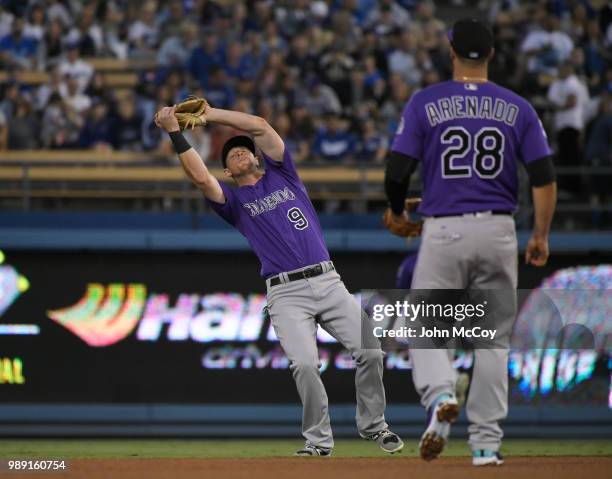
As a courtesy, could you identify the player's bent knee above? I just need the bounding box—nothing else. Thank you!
[352,348,384,365]
[289,359,321,375]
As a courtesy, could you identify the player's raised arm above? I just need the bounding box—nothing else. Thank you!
[203,107,285,162]
[155,106,225,204]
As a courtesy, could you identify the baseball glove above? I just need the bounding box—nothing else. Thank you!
[383,198,423,237]
[174,96,208,130]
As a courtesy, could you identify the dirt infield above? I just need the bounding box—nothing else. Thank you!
[7,456,611,479]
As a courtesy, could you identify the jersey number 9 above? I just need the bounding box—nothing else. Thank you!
[441,126,505,179]
[287,207,309,230]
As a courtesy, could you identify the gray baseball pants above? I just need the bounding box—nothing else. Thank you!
[266,261,388,449]
[410,212,518,452]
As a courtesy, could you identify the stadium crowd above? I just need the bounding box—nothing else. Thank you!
[0,0,610,187]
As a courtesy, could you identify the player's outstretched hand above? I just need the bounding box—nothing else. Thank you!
[525,235,549,266]
[155,106,180,133]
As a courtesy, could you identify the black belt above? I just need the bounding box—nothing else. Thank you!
[432,210,512,219]
[269,263,334,286]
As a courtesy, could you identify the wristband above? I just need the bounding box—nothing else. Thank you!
[168,130,191,155]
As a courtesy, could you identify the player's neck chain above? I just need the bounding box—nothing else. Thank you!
[459,76,488,83]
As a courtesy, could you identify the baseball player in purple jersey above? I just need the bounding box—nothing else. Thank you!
[384,18,557,466]
[155,104,403,456]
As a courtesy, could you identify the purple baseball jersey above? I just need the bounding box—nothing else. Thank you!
[396,252,418,289]
[207,148,330,278]
[392,80,552,216]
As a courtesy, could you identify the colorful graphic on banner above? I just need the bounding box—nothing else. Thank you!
[0,250,37,337]
[48,284,147,347]
[0,357,25,384]
[0,250,29,318]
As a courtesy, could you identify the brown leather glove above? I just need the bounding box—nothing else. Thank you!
[171,96,209,130]
[382,198,423,237]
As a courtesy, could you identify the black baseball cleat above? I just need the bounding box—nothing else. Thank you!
[362,429,405,454]
[294,445,332,457]
[419,395,460,461]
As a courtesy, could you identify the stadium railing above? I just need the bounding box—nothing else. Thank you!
[1,152,611,231]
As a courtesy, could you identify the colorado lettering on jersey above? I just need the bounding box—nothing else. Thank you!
[424,96,519,128]
[243,187,296,217]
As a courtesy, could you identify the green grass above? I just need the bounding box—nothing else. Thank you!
[0,439,610,459]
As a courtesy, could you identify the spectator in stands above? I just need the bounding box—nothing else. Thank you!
[40,93,82,148]
[24,3,45,42]
[521,13,574,77]
[163,69,189,104]
[489,11,520,90]
[356,29,389,74]
[274,0,310,37]
[58,43,93,93]
[366,0,410,33]
[223,41,248,81]
[274,111,309,163]
[0,109,6,150]
[580,19,609,94]
[193,0,222,27]
[380,74,411,133]
[0,5,14,39]
[285,34,317,79]
[388,30,420,86]
[85,71,115,106]
[216,3,244,42]
[422,68,441,87]
[241,31,268,79]
[128,0,159,59]
[262,19,286,52]
[356,118,388,163]
[585,92,612,227]
[60,75,92,114]
[0,16,38,70]
[64,5,103,57]
[41,19,64,68]
[110,95,143,152]
[548,61,590,192]
[362,55,386,105]
[79,99,112,150]
[303,75,342,118]
[244,0,273,32]
[157,21,198,69]
[318,40,356,107]
[36,64,64,110]
[0,80,19,119]
[329,9,361,54]
[312,112,357,163]
[8,95,38,149]
[414,48,434,84]
[159,0,185,40]
[188,29,224,88]
[566,2,589,41]
[412,1,445,38]
[101,1,128,59]
[205,67,235,109]
[46,0,72,29]
[258,49,287,98]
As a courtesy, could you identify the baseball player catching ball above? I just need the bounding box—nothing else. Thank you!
[383,18,557,465]
[155,100,403,456]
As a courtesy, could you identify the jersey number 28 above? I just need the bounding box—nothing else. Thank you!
[441,126,505,179]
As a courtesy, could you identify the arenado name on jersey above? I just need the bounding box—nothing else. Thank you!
[424,94,519,128]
